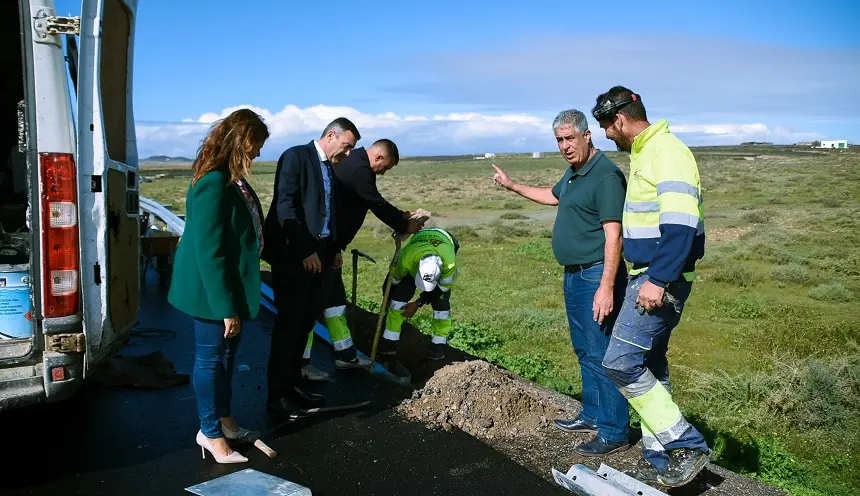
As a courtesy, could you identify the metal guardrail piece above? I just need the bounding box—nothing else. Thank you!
[139,196,186,235]
[552,463,667,496]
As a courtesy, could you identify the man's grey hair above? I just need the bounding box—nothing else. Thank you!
[321,117,361,141]
[552,109,588,134]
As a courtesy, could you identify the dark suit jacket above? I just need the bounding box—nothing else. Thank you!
[333,147,409,252]
[168,169,262,320]
[263,141,336,264]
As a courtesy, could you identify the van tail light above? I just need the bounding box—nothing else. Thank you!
[40,153,80,318]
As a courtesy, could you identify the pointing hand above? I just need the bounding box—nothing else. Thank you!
[492,164,513,189]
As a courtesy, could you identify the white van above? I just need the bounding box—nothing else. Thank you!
[0,0,140,410]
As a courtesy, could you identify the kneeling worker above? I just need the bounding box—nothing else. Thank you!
[378,227,459,361]
[301,139,425,382]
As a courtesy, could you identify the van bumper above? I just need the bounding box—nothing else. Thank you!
[42,314,85,403]
[0,352,84,411]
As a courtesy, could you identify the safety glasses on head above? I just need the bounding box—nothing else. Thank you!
[592,92,641,122]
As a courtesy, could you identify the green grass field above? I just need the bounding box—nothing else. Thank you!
[141,145,860,495]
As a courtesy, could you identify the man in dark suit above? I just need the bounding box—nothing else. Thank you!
[300,139,425,381]
[262,117,360,415]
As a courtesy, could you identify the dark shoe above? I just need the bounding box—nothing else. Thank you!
[426,343,445,361]
[377,338,397,357]
[266,397,310,420]
[573,437,630,457]
[553,418,597,434]
[624,458,662,485]
[657,448,711,487]
[290,386,326,408]
[334,346,358,363]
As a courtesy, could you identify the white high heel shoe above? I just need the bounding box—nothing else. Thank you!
[196,430,248,464]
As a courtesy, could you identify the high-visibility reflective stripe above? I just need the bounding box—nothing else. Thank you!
[654,414,694,446]
[391,277,402,285]
[332,336,354,351]
[625,201,661,213]
[439,285,451,292]
[302,347,311,359]
[324,305,346,318]
[623,226,661,239]
[612,335,651,352]
[618,370,658,398]
[434,310,451,320]
[657,181,700,203]
[383,329,401,341]
[390,300,407,310]
[431,335,448,344]
[440,275,455,285]
[659,212,700,229]
[642,433,664,452]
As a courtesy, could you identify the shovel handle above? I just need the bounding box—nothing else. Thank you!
[369,238,402,370]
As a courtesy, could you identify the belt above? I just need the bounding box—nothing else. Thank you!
[564,261,603,273]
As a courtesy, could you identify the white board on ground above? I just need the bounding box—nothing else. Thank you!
[185,469,311,496]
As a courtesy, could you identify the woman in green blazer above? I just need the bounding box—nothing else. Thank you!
[167,109,269,464]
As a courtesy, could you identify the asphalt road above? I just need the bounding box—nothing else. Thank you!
[0,274,569,496]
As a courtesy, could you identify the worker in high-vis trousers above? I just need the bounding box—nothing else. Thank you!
[591,86,711,488]
[377,227,459,361]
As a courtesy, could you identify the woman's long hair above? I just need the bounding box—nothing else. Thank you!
[191,108,270,186]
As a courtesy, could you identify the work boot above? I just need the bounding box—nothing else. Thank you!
[553,418,597,434]
[335,347,372,370]
[377,338,397,357]
[301,364,330,382]
[573,437,630,457]
[624,458,662,485]
[426,343,445,361]
[657,448,711,487]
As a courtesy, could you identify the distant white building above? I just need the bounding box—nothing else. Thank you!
[484,153,496,159]
[818,140,849,149]
[532,152,543,158]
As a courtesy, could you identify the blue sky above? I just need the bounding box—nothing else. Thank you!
[57,0,860,159]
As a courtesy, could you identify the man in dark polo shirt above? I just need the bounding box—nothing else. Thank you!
[492,109,630,456]
[300,139,425,382]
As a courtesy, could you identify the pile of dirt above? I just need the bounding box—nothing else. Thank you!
[395,360,785,496]
[397,360,573,440]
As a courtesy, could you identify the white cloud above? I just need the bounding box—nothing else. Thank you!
[134,104,824,159]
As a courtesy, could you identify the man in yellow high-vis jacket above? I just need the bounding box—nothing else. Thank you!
[591,86,711,488]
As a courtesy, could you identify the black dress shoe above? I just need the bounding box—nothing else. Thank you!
[573,437,630,457]
[290,386,326,407]
[266,397,309,419]
[553,418,597,433]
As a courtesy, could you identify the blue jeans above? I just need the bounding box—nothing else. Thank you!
[563,263,630,443]
[602,274,710,470]
[193,317,241,439]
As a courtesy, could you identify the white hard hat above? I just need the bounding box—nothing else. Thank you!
[415,255,443,292]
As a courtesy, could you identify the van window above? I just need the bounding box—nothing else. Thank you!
[101,0,131,164]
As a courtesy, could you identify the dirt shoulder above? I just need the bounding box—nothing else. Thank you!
[260,270,783,495]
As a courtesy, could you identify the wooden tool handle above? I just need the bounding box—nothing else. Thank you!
[254,439,278,458]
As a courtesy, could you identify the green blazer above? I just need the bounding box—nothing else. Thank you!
[167,168,263,321]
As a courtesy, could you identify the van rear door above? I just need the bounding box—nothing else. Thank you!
[76,0,140,374]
